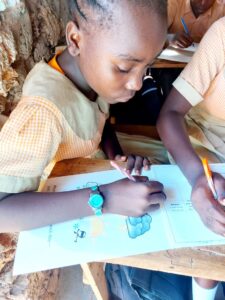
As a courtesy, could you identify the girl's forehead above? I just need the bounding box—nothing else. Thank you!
[92,9,166,57]
[80,2,166,63]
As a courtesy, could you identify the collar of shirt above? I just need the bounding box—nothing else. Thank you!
[48,52,65,75]
[48,52,109,116]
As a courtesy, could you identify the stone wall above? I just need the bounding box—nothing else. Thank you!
[0,1,70,298]
[0,0,70,117]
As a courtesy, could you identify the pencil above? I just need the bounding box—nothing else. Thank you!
[180,17,189,35]
[201,158,218,200]
[110,160,136,182]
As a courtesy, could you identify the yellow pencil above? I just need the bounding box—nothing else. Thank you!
[201,158,218,200]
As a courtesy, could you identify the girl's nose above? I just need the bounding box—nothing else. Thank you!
[125,75,143,92]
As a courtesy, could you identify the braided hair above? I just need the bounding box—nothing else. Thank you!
[68,0,167,27]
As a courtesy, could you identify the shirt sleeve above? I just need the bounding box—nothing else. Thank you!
[173,17,225,106]
[0,102,62,193]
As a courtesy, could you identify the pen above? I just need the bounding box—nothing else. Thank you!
[201,158,218,200]
[110,160,136,182]
[180,17,190,35]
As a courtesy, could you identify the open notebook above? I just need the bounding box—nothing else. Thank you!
[13,164,225,275]
[158,43,199,63]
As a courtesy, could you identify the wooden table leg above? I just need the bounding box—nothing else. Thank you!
[81,262,109,300]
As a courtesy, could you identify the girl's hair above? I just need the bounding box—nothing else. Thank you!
[69,0,167,25]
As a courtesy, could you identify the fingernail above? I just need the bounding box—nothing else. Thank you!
[162,191,167,199]
[124,168,130,174]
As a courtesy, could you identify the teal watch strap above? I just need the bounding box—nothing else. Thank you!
[88,185,104,216]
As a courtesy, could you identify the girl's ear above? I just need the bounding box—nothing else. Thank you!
[66,21,81,57]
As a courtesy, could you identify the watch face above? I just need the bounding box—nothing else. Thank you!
[89,194,104,208]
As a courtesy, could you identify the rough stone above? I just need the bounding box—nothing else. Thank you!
[0,0,70,298]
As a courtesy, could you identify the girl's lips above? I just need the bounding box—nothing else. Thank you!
[117,92,135,102]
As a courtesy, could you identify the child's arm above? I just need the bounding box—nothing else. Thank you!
[157,88,202,184]
[0,177,165,233]
[101,119,124,160]
[101,120,150,175]
[157,88,225,236]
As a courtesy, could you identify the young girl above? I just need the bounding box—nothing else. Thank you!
[157,16,225,300]
[0,0,167,232]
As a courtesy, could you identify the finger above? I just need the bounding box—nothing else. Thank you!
[215,221,225,237]
[180,32,193,43]
[143,157,151,170]
[125,155,135,173]
[176,36,192,48]
[147,192,166,205]
[134,156,144,175]
[170,41,180,48]
[114,155,127,161]
[147,204,160,212]
[133,175,149,183]
[204,215,225,236]
[214,173,225,201]
[192,187,225,225]
[183,34,193,44]
[145,180,164,194]
[219,198,225,206]
[176,39,190,48]
[174,41,187,48]
[208,203,225,225]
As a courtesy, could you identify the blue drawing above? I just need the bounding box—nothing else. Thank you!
[126,214,152,239]
[73,226,86,242]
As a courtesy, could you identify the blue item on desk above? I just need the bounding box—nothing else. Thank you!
[126,214,152,239]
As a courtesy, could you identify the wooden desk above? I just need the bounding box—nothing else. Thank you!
[152,58,186,69]
[51,157,225,300]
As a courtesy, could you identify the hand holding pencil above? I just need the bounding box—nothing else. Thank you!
[201,158,218,200]
[201,158,225,206]
[190,158,225,236]
[106,160,166,215]
[170,17,193,48]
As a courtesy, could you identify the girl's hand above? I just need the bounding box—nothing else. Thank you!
[191,173,225,236]
[114,154,150,175]
[170,32,193,48]
[101,177,166,217]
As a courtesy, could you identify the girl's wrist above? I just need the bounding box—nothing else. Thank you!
[189,167,205,188]
[98,184,109,214]
[181,156,205,187]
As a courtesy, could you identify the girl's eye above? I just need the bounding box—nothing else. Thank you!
[117,66,131,74]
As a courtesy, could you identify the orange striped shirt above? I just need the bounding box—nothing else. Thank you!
[0,58,109,193]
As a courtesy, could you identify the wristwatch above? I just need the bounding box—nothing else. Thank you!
[88,185,104,216]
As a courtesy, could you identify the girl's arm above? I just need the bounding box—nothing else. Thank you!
[157,88,225,236]
[0,177,166,233]
[157,88,203,185]
[101,119,124,160]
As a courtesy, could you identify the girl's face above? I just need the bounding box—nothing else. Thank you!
[76,2,167,104]
[191,0,215,16]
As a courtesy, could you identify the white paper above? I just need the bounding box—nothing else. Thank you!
[157,43,198,63]
[172,43,198,52]
[13,164,225,275]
